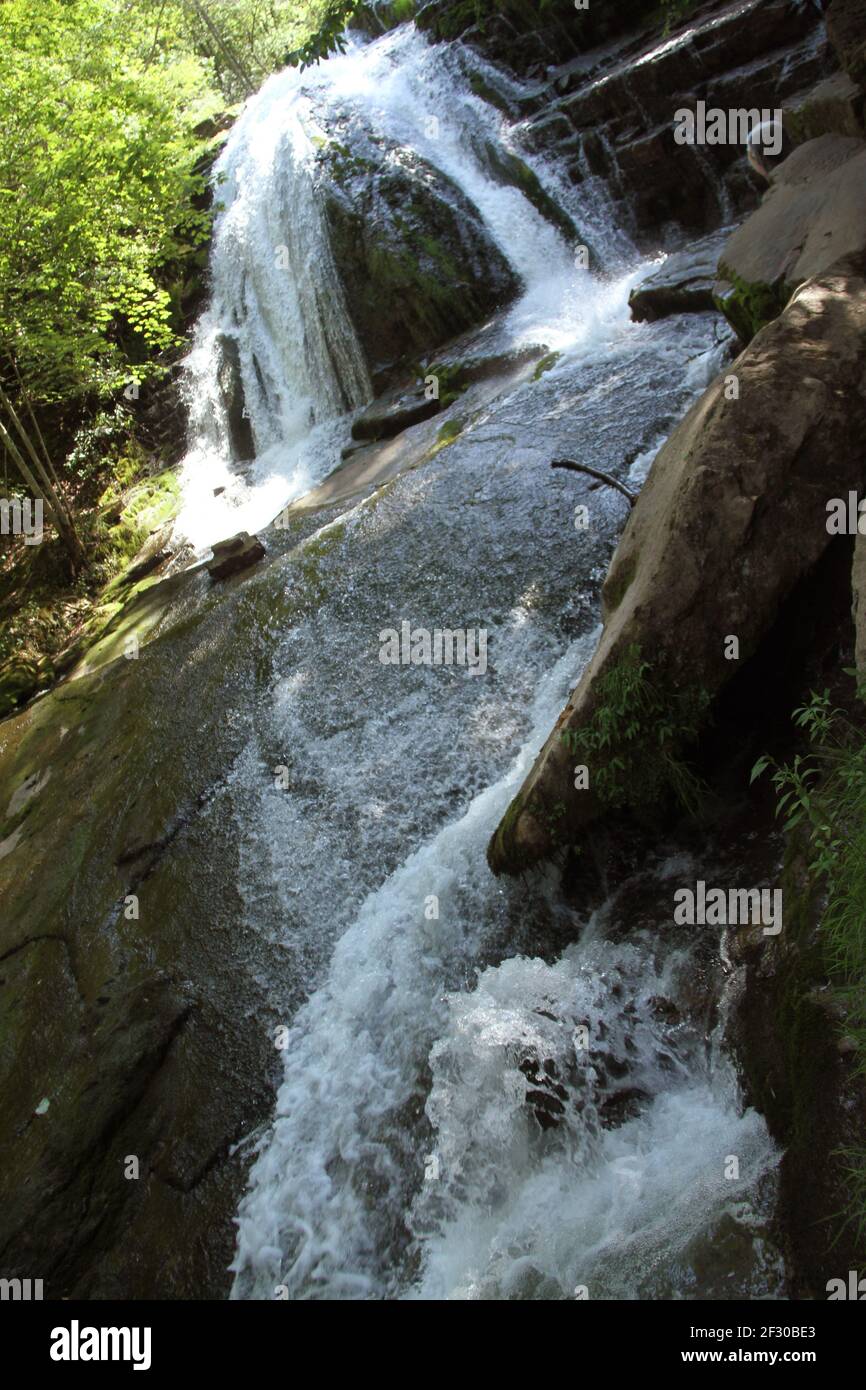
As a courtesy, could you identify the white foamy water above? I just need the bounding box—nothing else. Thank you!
[174,24,640,552]
[166,20,786,1300]
[231,633,600,1299]
[410,945,778,1301]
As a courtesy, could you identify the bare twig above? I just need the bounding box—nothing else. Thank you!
[551,458,637,506]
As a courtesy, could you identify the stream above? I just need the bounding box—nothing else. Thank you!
[172,22,782,1301]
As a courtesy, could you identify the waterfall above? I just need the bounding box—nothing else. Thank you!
[169,21,781,1301]
[174,26,633,553]
[176,59,373,553]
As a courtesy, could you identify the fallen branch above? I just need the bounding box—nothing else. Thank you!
[551,458,637,506]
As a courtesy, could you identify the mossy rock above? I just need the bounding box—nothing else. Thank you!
[533,351,560,381]
[316,120,518,378]
[475,141,580,244]
[732,835,866,1289]
[714,263,792,343]
[0,657,40,718]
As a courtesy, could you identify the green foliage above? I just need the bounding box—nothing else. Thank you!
[0,0,219,404]
[66,406,139,484]
[418,0,559,41]
[0,0,355,409]
[560,645,709,815]
[533,352,560,381]
[282,1,358,69]
[753,683,866,1240]
[750,689,863,881]
[131,1,353,95]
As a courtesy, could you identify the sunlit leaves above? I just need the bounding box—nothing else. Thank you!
[0,0,213,402]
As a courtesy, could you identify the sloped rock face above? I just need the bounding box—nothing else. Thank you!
[315,123,519,382]
[488,260,866,876]
[0,570,284,1296]
[505,0,831,241]
[715,135,866,341]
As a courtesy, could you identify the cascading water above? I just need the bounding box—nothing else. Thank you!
[175,24,630,553]
[173,21,782,1300]
[176,60,372,552]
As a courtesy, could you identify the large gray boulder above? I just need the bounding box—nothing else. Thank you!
[489,258,866,875]
[714,135,866,340]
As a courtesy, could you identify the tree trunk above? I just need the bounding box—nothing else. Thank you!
[185,0,256,94]
[0,412,84,573]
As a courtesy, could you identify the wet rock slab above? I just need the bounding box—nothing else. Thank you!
[351,384,442,442]
[629,227,736,322]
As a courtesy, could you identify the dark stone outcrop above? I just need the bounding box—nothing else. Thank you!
[731,823,866,1294]
[499,0,832,242]
[827,0,866,86]
[414,0,659,73]
[629,226,735,322]
[351,383,441,442]
[216,334,255,462]
[315,124,519,381]
[207,532,266,580]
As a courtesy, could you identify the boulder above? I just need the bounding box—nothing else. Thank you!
[488,260,866,876]
[207,531,266,581]
[315,123,519,381]
[714,134,866,340]
[351,383,442,442]
[629,227,736,323]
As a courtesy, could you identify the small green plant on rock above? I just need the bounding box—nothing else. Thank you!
[751,690,856,879]
[753,682,866,1245]
[560,644,709,816]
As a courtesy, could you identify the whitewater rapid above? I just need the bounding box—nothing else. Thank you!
[175,24,631,553]
[172,21,781,1300]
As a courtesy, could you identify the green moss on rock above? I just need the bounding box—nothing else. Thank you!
[714,262,793,343]
[533,352,560,381]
